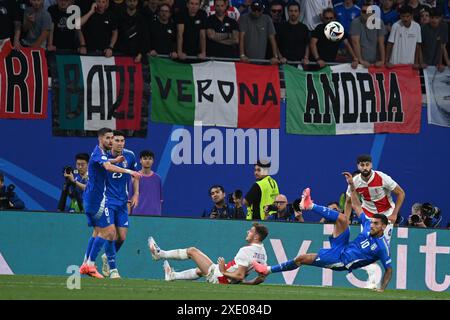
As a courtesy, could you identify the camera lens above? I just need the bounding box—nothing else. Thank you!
[411,214,420,224]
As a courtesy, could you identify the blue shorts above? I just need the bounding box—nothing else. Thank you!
[107,202,129,228]
[311,228,350,271]
[84,203,112,228]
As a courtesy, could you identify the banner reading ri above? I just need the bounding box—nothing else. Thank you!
[285,64,422,135]
[150,57,280,128]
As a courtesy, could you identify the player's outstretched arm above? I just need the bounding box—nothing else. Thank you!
[103,162,142,179]
[342,172,363,218]
[376,267,393,292]
[242,275,266,285]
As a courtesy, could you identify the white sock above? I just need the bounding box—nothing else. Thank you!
[173,268,200,280]
[160,248,188,260]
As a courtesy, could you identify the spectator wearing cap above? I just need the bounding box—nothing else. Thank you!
[386,5,421,68]
[421,7,447,71]
[309,8,359,69]
[239,0,280,63]
[276,2,310,63]
[300,0,333,31]
[350,1,386,67]
[206,0,239,58]
[243,160,280,220]
[175,0,207,60]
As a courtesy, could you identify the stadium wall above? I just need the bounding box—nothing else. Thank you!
[0,94,450,227]
[0,211,448,292]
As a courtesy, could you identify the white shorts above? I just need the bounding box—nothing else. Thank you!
[205,264,228,284]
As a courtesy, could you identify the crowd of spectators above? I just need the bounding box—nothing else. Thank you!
[1,0,449,68]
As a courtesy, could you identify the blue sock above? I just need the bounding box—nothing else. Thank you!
[310,204,340,222]
[270,259,299,273]
[105,240,117,270]
[115,240,124,253]
[84,237,95,262]
[88,237,107,264]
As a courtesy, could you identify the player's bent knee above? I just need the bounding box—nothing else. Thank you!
[186,247,198,257]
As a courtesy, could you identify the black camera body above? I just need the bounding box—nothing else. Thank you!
[0,184,16,209]
[410,214,421,224]
[63,166,73,175]
[266,204,278,212]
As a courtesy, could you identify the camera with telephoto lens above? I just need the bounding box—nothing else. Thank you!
[410,214,421,224]
[421,202,441,218]
[292,198,301,212]
[63,166,73,175]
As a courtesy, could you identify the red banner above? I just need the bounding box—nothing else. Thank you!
[0,41,48,119]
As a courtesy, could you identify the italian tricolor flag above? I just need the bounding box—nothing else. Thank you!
[54,55,145,132]
[285,64,422,135]
[150,57,280,128]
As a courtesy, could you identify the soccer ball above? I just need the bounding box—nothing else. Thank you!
[324,21,345,42]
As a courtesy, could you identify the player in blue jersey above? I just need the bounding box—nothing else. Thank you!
[101,130,139,279]
[253,172,393,292]
[80,128,142,278]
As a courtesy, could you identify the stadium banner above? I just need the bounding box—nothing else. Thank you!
[150,57,280,128]
[51,55,150,137]
[424,67,450,128]
[285,64,422,135]
[0,211,449,292]
[0,40,48,119]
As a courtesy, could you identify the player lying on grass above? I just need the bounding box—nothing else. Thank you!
[148,223,268,285]
[253,173,393,292]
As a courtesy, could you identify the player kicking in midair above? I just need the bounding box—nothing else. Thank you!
[148,223,269,285]
[253,173,393,292]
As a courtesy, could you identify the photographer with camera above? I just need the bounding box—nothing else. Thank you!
[228,189,247,220]
[202,185,235,219]
[0,172,25,210]
[264,194,303,222]
[57,153,89,213]
[408,202,442,228]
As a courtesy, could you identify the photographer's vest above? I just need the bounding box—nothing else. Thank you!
[246,176,279,220]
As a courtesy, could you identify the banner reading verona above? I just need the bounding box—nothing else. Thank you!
[150,57,280,128]
[285,64,422,135]
[52,55,149,137]
[424,67,450,128]
[0,40,48,119]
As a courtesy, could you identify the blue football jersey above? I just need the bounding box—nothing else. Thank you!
[106,149,137,205]
[341,214,392,271]
[83,145,109,210]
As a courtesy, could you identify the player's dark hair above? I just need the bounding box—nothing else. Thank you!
[373,214,388,226]
[75,153,90,163]
[209,185,225,195]
[0,172,4,183]
[113,130,126,137]
[253,223,269,241]
[398,5,413,15]
[357,154,372,164]
[140,150,154,159]
[270,0,284,8]
[97,127,113,137]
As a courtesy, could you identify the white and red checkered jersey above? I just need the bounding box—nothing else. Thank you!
[205,3,240,21]
[218,243,267,284]
[346,170,398,218]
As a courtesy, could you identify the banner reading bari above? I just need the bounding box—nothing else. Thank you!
[150,57,280,128]
[285,64,422,135]
[51,55,149,137]
[0,40,48,119]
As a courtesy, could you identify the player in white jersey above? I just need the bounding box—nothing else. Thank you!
[344,154,405,288]
[148,223,268,285]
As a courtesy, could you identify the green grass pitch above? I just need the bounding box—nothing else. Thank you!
[0,275,449,300]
